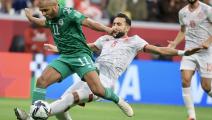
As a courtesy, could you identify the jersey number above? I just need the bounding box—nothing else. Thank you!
[52,24,60,35]
[78,57,91,66]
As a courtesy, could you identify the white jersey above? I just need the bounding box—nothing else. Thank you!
[179,2,212,50]
[94,35,148,81]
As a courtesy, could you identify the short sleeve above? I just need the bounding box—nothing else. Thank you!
[94,35,111,49]
[206,6,212,22]
[178,10,184,26]
[133,35,148,52]
[64,8,86,24]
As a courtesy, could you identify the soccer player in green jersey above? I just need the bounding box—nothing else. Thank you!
[18,0,133,118]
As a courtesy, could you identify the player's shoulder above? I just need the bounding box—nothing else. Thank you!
[97,35,114,41]
[61,7,74,15]
[131,35,143,40]
[100,35,113,39]
[179,4,189,15]
[130,35,147,43]
[199,2,212,12]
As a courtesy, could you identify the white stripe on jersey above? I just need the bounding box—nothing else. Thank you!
[94,35,148,81]
[179,2,212,49]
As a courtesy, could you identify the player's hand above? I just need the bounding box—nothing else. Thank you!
[25,8,33,20]
[167,40,177,48]
[107,27,116,35]
[184,47,202,56]
[201,40,211,49]
[44,44,59,53]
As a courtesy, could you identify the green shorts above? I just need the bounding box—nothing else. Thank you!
[49,53,97,81]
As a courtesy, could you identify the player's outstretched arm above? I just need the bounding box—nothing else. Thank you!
[87,43,101,53]
[167,25,186,48]
[25,8,46,27]
[44,44,59,53]
[82,18,114,34]
[144,44,202,56]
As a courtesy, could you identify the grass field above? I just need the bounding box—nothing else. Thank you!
[0,98,211,120]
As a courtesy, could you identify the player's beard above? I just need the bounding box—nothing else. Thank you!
[187,0,197,4]
[113,32,125,38]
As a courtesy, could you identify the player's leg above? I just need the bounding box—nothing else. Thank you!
[181,70,196,120]
[180,56,197,120]
[199,59,212,97]
[201,78,212,97]
[49,81,97,116]
[83,71,134,117]
[32,66,61,103]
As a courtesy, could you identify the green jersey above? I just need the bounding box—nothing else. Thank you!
[45,6,92,57]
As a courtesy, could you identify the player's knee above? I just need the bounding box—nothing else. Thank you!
[36,76,48,88]
[182,78,191,87]
[201,81,211,93]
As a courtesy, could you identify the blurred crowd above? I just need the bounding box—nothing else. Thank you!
[1,0,212,61]
[0,0,211,23]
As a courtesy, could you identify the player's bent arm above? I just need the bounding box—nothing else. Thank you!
[25,8,46,27]
[28,17,46,27]
[44,44,59,53]
[144,45,179,55]
[168,25,186,48]
[87,43,101,53]
[143,44,201,56]
[82,18,112,34]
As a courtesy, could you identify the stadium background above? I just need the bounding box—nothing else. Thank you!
[0,0,212,120]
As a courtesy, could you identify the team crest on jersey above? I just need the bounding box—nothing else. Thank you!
[58,19,64,26]
[63,7,72,14]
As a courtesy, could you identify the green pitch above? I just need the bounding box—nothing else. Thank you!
[0,98,211,120]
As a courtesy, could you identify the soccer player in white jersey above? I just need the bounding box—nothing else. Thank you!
[15,13,201,120]
[168,0,212,120]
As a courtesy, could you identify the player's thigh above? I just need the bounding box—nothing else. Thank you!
[72,54,97,79]
[48,59,73,82]
[180,56,196,85]
[197,53,212,79]
[201,77,212,92]
[199,53,212,91]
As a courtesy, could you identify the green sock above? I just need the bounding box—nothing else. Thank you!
[32,88,46,104]
[104,88,119,104]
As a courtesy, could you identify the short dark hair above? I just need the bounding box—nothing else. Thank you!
[114,13,131,26]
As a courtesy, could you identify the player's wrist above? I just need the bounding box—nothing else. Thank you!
[177,50,185,56]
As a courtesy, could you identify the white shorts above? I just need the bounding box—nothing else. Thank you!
[180,51,212,78]
[61,72,116,102]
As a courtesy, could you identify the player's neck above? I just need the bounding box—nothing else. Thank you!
[188,1,199,12]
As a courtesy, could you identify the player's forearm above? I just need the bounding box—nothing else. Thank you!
[27,16,46,27]
[157,47,179,55]
[83,18,110,33]
[173,31,185,46]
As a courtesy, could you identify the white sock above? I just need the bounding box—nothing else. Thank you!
[49,93,75,116]
[182,87,196,119]
[55,112,72,120]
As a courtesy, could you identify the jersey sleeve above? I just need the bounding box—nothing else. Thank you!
[133,35,148,52]
[65,8,86,24]
[178,10,184,26]
[206,6,212,22]
[94,35,111,49]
